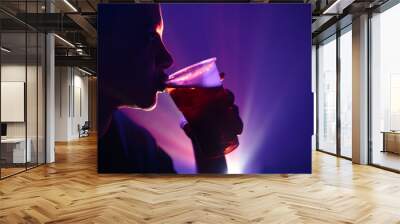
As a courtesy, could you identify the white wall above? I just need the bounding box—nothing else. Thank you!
[1,65,27,140]
[72,73,89,138]
[1,63,46,164]
[1,65,40,137]
[55,66,70,141]
[55,67,89,141]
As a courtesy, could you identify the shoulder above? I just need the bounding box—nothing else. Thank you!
[109,109,156,146]
[98,109,176,173]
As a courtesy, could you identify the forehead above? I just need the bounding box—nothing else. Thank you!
[141,5,162,30]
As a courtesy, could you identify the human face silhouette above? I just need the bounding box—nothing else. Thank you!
[109,5,173,110]
[132,10,172,109]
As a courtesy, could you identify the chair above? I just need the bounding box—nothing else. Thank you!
[78,121,90,138]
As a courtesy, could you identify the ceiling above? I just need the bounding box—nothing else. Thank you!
[0,0,394,74]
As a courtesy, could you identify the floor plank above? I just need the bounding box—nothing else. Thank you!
[1,135,400,223]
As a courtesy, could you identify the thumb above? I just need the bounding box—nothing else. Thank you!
[181,120,194,139]
[181,120,202,153]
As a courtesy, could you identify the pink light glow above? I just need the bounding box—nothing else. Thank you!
[156,9,164,38]
[119,94,196,173]
[156,21,164,38]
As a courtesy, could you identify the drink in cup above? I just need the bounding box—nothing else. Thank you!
[165,58,239,158]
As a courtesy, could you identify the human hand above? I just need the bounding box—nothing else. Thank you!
[180,86,243,158]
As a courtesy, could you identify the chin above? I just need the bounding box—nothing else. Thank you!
[136,93,158,111]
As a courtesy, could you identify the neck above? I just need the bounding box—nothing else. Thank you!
[98,89,120,138]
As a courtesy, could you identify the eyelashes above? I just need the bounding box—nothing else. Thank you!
[148,31,161,43]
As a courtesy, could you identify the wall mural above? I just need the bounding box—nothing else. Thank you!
[97,4,312,174]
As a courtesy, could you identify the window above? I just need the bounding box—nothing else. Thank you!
[317,36,337,154]
[370,2,400,171]
[339,28,352,158]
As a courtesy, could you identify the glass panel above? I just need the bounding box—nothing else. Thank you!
[312,45,317,151]
[390,75,400,130]
[27,31,38,169]
[38,32,45,165]
[0,1,46,178]
[318,37,337,154]
[340,29,352,158]
[1,30,28,177]
[371,4,400,171]
[26,0,39,169]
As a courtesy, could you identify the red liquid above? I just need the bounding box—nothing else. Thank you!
[167,86,239,158]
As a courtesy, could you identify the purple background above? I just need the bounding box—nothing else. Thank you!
[121,4,312,173]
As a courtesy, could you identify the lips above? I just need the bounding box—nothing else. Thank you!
[156,71,168,92]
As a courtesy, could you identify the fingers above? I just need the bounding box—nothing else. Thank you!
[211,89,242,136]
[219,72,225,81]
[230,104,243,134]
[225,104,243,135]
[213,88,234,107]
[224,89,235,105]
[183,87,243,153]
[230,104,239,115]
[181,122,194,138]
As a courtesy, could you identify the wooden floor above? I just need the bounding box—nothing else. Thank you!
[372,150,400,171]
[1,163,43,178]
[1,167,26,178]
[1,135,400,223]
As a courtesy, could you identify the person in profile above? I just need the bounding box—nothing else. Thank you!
[97,4,243,173]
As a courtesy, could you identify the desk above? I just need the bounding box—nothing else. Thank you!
[1,138,31,163]
[382,131,400,154]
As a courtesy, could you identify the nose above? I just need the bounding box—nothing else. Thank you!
[157,42,173,69]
